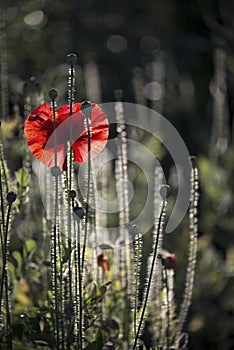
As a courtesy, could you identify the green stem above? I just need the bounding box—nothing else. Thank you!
[77,221,83,349]
[53,220,60,350]
[51,98,60,350]
[67,64,74,337]
[0,171,5,309]
[133,232,141,338]
[0,167,5,233]
[5,271,12,350]
[81,114,91,273]
[132,201,165,350]
[0,152,9,195]
[1,204,12,349]
[0,203,9,317]
[58,227,65,350]
[164,268,170,350]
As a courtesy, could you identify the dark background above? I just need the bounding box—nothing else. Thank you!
[1,0,234,349]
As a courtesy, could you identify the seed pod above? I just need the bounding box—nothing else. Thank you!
[6,190,17,204]
[81,101,92,116]
[66,53,77,65]
[48,88,58,100]
[69,190,77,199]
[159,184,171,199]
[51,166,61,177]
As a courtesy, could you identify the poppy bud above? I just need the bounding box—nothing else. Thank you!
[163,253,177,270]
[127,224,140,239]
[159,184,171,199]
[51,166,62,177]
[97,253,110,271]
[73,202,85,220]
[81,101,92,117]
[48,88,58,100]
[69,190,76,199]
[66,53,77,65]
[6,190,17,204]
[190,155,197,168]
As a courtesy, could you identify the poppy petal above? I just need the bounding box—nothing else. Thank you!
[24,103,54,161]
[24,102,109,170]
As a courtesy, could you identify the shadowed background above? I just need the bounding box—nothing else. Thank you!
[1,0,234,349]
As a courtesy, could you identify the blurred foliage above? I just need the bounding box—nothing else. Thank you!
[1,0,234,349]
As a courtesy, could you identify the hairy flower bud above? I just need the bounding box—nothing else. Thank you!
[48,88,58,100]
[51,166,62,177]
[66,53,77,65]
[6,190,17,204]
[81,101,92,117]
[159,184,171,199]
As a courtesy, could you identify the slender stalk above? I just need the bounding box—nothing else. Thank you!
[67,56,76,334]
[132,201,166,350]
[52,219,60,349]
[67,145,73,339]
[0,144,9,194]
[0,167,5,233]
[0,203,9,318]
[1,204,12,349]
[114,97,131,344]
[81,105,91,273]
[0,170,5,292]
[50,92,60,349]
[5,272,12,350]
[77,220,83,349]
[175,158,198,341]
[133,229,142,338]
[57,219,65,350]
[164,268,170,350]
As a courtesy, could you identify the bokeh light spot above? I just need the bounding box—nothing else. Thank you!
[140,36,160,53]
[143,81,163,101]
[24,10,47,29]
[107,35,128,53]
[103,12,124,28]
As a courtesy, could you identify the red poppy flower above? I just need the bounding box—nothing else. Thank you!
[24,102,109,170]
[163,253,177,270]
[159,250,178,270]
[97,253,110,272]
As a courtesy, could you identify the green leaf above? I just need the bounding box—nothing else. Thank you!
[96,329,107,349]
[7,261,16,281]
[15,167,30,188]
[96,285,107,299]
[84,282,98,306]
[12,251,22,273]
[23,239,36,259]
[86,341,98,350]
[86,330,107,350]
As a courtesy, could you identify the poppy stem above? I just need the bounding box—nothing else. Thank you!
[81,102,92,274]
[68,65,74,197]
[164,267,170,350]
[49,90,61,349]
[133,228,142,338]
[132,200,166,350]
[67,61,75,345]
[0,168,5,235]
[1,204,13,350]
[174,157,199,344]
[66,53,77,157]
[77,220,83,349]
[48,89,58,167]
[67,53,77,200]
[0,168,5,267]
